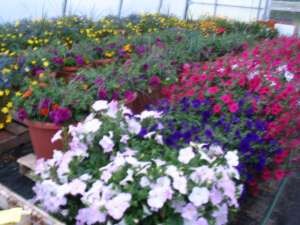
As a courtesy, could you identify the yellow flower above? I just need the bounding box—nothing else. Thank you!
[123,44,132,53]
[39,73,45,79]
[4,89,10,96]
[43,61,49,67]
[6,115,12,123]
[0,123,4,129]
[1,68,11,75]
[104,51,115,58]
[0,91,3,96]
[31,81,38,86]
[15,92,22,97]
[31,60,36,65]
[27,39,34,45]
[1,107,9,114]
[6,102,13,108]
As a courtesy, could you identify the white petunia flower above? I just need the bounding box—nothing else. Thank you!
[92,100,108,111]
[82,118,102,133]
[225,151,239,167]
[188,187,210,207]
[51,130,62,143]
[139,110,162,120]
[106,193,132,220]
[99,132,114,153]
[178,147,195,164]
[126,118,141,134]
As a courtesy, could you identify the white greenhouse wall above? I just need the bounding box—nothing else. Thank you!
[0,0,269,23]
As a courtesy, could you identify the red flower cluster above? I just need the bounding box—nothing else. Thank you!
[162,37,300,188]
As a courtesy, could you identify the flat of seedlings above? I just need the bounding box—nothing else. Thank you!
[0,121,30,154]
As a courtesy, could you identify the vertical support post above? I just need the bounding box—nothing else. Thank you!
[157,0,163,14]
[256,0,263,20]
[118,0,124,19]
[62,0,68,17]
[263,0,272,20]
[213,0,218,17]
[183,0,190,20]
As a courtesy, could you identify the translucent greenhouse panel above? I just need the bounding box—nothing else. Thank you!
[160,0,187,18]
[188,4,215,19]
[121,0,160,17]
[66,0,119,19]
[216,7,259,21]
[0,0,62,23]
[189,0,268,21]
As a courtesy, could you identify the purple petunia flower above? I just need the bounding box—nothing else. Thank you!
[97,88,108,100]
[124,91,137,104]
[38,98,52,110]
[135,45,146,55]
[49,107,72,125]
[94,77,104,86]
[17,108,28,121]
[52,57,64,65]
[149,75,161,87]
[75,55,85,66]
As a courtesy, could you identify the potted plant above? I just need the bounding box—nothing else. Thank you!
[12,75,94,158]
[33,100,243,224]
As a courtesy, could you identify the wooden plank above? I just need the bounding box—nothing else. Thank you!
[5,122,28,135]
[272,1,300,12]
[17,154,37,181]
[0,122,30,153]
[0,183,65,225]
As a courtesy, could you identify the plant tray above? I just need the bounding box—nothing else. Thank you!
[0,121,30,154]
[0,183,64,225]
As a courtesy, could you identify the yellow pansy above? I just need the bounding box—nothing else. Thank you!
[104,51,115,58]
[0,91,3,96]
[27,39,34,45]
[31,81,38,86]
[43,61,49,67]
[31,60,36,65]
[1,107,9,114]
[15,92,22,97]
[0,123,4,129]
[6,102,13,108]
[1,68,11,74]
[6,115,12,123]
[4,89,10,96]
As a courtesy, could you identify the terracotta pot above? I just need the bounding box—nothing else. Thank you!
[25,120,62,159]
[55,66,79,82]
[92,58,116,68]
[126,86,163,114]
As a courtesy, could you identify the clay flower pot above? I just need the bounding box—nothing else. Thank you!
[25,120,62,159]
[92,58,116,68]
[126,86,163,114]
[55,66,79,82]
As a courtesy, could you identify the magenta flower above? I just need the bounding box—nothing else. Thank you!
[49,107,72,125]
[38,98,52,110]
[75,55,85,66]
[124,91,137,104]
[149,75,161,87]
[97,88,108,100]
[17,108,28,120]
[52,57,64,65]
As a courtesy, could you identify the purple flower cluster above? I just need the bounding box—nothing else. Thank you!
[145,97,281,182]
[49,107,72,125]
